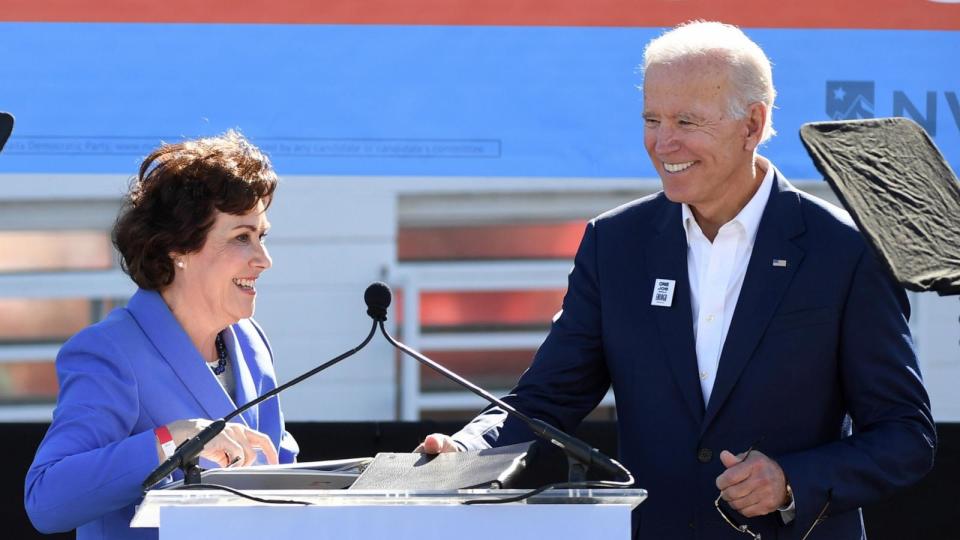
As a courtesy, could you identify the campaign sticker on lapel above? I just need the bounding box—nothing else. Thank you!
[651,279,675,307]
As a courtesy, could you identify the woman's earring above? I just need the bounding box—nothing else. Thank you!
[176,259,185,269]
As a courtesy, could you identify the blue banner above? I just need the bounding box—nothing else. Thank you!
[1,24,957,178]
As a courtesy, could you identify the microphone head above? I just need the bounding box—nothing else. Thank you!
[0,112,13,154]
[364,282,392,322]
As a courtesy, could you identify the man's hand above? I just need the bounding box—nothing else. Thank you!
[414,433,461,454]
[715,449,790,518]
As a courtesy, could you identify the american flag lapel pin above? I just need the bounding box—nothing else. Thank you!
[772,259,788,267]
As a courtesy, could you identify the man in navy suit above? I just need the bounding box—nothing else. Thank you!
[421,21,935,539]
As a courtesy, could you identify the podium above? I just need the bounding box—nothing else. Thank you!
[132,488,647,539]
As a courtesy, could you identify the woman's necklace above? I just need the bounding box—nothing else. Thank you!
[210,334,228,375]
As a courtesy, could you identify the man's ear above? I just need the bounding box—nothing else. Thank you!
[743,102,767,151]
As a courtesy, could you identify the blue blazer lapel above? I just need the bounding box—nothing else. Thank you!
[222,325,258,429]
[702,175,806,431]
[126,289,240,423]
[645,200,705,424]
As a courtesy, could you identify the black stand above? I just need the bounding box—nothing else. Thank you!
[183,457,203,485]
[800,118,960,295]
[567,458,588,483]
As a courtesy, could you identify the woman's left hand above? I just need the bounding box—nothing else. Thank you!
[165,418,280,467]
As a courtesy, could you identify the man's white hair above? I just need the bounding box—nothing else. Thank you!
[642,20,777,142]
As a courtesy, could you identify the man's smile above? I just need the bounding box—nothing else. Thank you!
[663,161,695,173]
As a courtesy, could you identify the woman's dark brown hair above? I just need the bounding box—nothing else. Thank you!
[113,130,278,290]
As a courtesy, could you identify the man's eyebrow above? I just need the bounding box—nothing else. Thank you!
[677,112,705,121]
[643,111,704,120]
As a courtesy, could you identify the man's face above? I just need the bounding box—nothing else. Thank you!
[642,58,756,211]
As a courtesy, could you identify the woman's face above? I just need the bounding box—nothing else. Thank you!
[175,200,272,327]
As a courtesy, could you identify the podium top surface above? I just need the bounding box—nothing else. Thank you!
[132,488,648,528]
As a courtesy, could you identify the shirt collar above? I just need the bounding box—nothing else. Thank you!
[682,156,775,244]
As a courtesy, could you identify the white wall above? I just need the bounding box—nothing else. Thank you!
[1,175,957,422]
[910,293,960,422]
[256,177,398,421]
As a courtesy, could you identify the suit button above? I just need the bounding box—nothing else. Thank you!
[697,448,713,463]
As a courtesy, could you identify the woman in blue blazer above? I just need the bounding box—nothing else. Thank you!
[25,131,299,539]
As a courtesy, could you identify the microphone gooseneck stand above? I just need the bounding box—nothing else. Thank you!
[142,318,378,491]
[363,281,635,490]
[379,320,623,483]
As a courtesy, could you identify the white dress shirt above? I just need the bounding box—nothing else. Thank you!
[682,159,796,519]
[683,158,775,408]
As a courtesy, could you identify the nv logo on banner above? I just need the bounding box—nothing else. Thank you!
[826,81,875,120]
[825,81,960,137]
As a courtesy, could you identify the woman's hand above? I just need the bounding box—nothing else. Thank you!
[161,419,279,468]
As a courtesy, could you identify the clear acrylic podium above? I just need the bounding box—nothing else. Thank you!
[132,488,647,539]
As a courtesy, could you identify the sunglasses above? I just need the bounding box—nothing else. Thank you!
[714,442,831,540]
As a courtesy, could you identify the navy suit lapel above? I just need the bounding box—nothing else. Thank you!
[645,200,705,424]
[702,176,806,431]
[126,289,241,423]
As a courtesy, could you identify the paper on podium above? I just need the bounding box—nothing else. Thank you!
[349,441,534,490]
[160,457,372,490]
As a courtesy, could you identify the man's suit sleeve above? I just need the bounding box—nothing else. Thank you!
[24,328,159,534]
[776,244,936,537]
[454,220,611,449]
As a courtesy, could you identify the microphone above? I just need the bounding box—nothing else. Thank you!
[364,281,390,322]
[0,112,14,154]
[142,297,380,490]
[365,282,632,484]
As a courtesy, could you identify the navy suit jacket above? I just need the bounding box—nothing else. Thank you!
[454,173,935,539]
[25,289,299,540]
